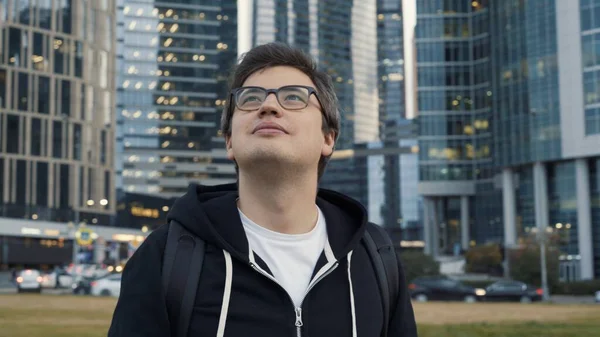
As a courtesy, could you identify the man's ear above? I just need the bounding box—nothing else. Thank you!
[321,131,335,157]
[226,135,235,160]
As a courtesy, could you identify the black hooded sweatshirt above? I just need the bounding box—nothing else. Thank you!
[107,183,418,337]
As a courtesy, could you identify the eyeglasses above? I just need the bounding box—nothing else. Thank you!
[230,85,320,111]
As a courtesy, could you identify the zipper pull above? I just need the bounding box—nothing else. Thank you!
[295,307,303,327]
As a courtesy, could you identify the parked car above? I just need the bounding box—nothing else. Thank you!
[483,280,543,303]
[41,268,74,289]
[90,273,122,297]
[595,290,600,303]
[16,269,43,293]
[408,276,486,303]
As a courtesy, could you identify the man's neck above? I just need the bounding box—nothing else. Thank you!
[237,170,319,235]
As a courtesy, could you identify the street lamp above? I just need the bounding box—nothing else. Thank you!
[536,226,551,302]
[100,199,108,206]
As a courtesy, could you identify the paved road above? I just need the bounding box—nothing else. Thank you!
[0,286,73,295]
[550,295,597,304]
[0,285,595,304]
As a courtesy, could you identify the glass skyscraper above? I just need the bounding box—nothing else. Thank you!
[376,0,423,236]
[416,0,491,256]
[116,0,238,199]
[0,0,116,225]
[417,0,600,280]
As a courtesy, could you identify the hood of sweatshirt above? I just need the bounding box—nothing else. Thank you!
[165,183,368,263]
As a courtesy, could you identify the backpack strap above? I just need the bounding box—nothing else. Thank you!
[364,223,400,337]
[162,220,206,337]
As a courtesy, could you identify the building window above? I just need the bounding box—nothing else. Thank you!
[31,118,42,156]
[37,162,49,207]
[6,115,20,154]
[53,121,63,159]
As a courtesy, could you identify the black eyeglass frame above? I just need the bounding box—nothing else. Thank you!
[229,85,323,111]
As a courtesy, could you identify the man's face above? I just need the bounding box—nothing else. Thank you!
[226,66,335,176]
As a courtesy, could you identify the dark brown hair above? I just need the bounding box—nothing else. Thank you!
[220,42,341,179]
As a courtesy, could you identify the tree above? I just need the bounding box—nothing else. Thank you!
[508,243,560,291]
[399,250,440,283]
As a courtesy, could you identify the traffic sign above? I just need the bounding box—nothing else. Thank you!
[76,227,95,246]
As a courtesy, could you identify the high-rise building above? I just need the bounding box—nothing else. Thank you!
[416,0,600,280]
[250,0,379,202]
[416,0,491,256]
[0,0,117,226]
[116,0,238,200]
[493,0,600,280]
[376,0,422,236]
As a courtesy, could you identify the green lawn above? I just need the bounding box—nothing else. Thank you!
[1,294,599,337]
[0,294,115,337]
[419,322,600,337]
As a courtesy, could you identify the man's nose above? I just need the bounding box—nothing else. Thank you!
[258,93,283,116]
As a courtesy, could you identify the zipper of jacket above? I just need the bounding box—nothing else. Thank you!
[250,261,339,337]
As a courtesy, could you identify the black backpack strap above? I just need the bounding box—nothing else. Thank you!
[364,223,400,337]
[162,220,206,337]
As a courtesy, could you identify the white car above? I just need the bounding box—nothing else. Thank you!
[41,270,73,289]
[91,273,122,297]
[16,269,43,293]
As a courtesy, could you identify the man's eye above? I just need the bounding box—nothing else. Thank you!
[283,94,305,102]
[241,95,262,103]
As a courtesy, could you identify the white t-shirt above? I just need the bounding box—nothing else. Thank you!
[239,206,327,308]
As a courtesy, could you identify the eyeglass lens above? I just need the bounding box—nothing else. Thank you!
[235,86,310,110]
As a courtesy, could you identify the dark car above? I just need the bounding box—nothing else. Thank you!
[408,276,486,303]
[72,276,95,295]
[483,280,543,303]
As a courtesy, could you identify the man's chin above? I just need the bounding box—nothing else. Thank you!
[237,150,298,169]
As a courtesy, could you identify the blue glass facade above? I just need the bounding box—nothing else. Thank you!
[116,0,237,198]
[591,158,600,278]
[581,0,600,135]
[490,0,561,168]
[416,0,492,182]
[377,0,422,232]
[548,162,579,256]
[415,0,600,278]
[473,181,502,245]
[378,0,405,123]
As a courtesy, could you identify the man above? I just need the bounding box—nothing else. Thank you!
[108,42,417,337]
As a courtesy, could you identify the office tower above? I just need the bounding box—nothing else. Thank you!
[492,0,600,280]
[250,0,379,202]
[376,0,422,236]
[416,0,600,280]
[416,0,491,256]
[0,0,116,225]
[116,0,238,200]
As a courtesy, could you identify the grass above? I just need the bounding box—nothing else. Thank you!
[0,294,599,337]
[0,294,116,337]
[413,302,600,337]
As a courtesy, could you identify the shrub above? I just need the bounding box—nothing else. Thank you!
[552,279,600,295]
[399,250,440,283]
[465,243,504,276]
[508,244,560,291]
